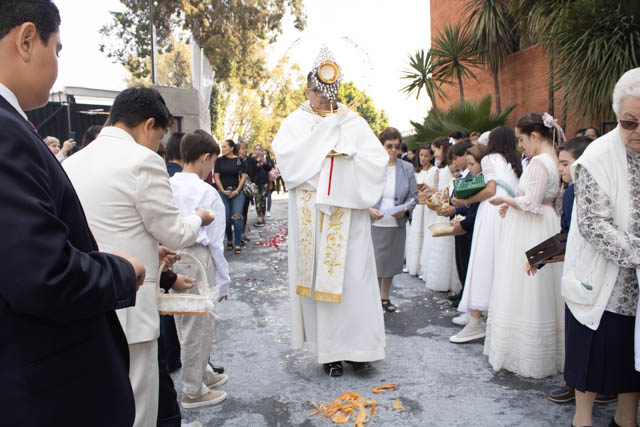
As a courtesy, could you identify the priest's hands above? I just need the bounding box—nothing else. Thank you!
[114,251,146,291]
[369,208,383,220]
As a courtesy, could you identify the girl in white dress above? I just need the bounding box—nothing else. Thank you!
[449,127,522,343]
[483,113,565,379]
[406,143,438,276]
[422,137,462,293]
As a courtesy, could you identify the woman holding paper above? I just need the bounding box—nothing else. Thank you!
[370,127,418,313]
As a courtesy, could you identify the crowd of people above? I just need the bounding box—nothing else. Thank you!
[2,2,640,427]
[372,68,640,427]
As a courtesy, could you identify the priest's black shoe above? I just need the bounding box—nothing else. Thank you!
[345,361,372,374]
[323,361,343,377]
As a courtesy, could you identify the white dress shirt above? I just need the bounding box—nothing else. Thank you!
[0,82,28,121]
[170,172,230,297]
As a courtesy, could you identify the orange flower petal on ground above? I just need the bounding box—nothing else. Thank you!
[339,392,360,401]
[371,384,398,394]
[331,411,351,423]
[392,398,404,410]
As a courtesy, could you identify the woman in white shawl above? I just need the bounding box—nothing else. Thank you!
[562,68,640,427]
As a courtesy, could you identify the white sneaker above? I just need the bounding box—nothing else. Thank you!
[452,313,470,326]
[182,421,203,427]
[181,389,227,409]
[205,373,228,388]
[449,318,486,343]
[267,211,271,217]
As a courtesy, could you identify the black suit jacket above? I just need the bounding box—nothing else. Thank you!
[0,96,137,426]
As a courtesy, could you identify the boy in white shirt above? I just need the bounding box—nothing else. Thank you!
[169,130,230,408]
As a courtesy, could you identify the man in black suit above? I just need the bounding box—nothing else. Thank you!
[0,2,146,426]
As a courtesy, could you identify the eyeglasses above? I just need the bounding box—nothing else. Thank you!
[384,143,401,150]
[620,120,640,131]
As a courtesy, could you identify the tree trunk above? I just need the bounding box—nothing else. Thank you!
[548,55,555,117]
[457,74,465,102]
[430,95,442,120]
[493,71,501,113]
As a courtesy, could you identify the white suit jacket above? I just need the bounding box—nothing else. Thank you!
[64,126,202,344]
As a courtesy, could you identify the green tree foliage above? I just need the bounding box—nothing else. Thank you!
[400,49,450,114]
[124,40,192,88]
[430,23,481,102]
[509,0,640,124]
[100,0,306,87]
[409,95,514,147]
[545,0,640,124]
[217,58,306,152]
[338,82,389,136]
[464,0,519,113]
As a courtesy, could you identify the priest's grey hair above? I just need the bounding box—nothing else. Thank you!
[612,67,640,116]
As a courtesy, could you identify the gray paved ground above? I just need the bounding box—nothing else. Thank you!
[173,195,618,426]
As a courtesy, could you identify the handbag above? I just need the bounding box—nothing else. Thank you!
[236,157,256,198]
[453,174,486,199]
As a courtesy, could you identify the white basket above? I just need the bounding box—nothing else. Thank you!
[157,252,217,316]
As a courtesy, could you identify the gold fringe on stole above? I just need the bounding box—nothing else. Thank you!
[313,290,342,303]
[296,285,311,297]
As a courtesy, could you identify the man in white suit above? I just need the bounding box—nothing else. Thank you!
[64,87,214,427]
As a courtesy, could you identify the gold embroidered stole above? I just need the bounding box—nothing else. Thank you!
[295,189,351,303]
[314,207,351,303]
[295,189,316,297]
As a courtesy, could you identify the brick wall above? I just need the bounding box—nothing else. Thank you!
[430,0,585,136]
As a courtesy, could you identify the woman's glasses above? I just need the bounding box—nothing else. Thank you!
[619,120,639,131]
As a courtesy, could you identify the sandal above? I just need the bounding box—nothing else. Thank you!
[381,299,396,313]
[234,246,242,254]
[227,241,233,250]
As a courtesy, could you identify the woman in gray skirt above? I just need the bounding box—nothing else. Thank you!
[370,127,418,312]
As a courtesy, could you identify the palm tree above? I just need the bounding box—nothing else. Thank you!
[508,0,574,117]
[400,49,450,116]
[430,23,481,102]
[550,0,640,124]
[410,95,515,143]
[465,0,518,113]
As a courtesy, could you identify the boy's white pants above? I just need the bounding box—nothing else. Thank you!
[173,244,217,400]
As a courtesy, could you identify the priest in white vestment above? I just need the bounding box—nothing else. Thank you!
[272,48,388,376]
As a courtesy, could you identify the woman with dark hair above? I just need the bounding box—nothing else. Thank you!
[370,127,418,312]
[483,113,564,378]
[214,139,248,254]
[247,144,273,227]
[421,136,461,294]
[449,126,521,342]
[406,143,438,276]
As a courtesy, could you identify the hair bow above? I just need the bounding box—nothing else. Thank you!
[542,112,566,147]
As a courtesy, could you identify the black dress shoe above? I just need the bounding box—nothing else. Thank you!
[323,361,343,377]
[345,361,372,374]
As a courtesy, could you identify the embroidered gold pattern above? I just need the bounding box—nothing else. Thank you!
[313,290,342,303]
[296,285,311,297]
[299,191,314,260]
[322,209,345,275]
